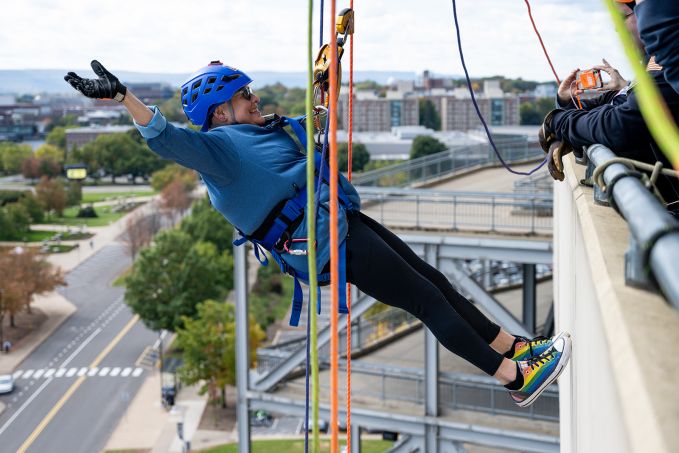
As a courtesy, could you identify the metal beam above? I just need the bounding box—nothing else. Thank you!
[424,244,440,453]
[233,232,251,453]
[401,234,553,264]
[248,393,559,453]
[386,435,423,452]
[252,293,378,391]
[522,264,537,335]
[440,260,531,338]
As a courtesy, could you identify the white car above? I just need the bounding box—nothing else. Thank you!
[0,374,14,394]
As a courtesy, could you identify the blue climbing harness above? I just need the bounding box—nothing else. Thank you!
[233,115,355,326]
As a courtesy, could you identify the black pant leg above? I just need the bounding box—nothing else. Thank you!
[345,212,504,376]
[357,212,501,343]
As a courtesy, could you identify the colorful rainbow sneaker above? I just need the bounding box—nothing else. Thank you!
[506,331,570,361]
[509,335,572,408]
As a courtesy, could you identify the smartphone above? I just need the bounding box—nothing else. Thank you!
[576,69,603,90]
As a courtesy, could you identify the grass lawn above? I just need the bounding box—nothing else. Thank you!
[198,439,394,453]
[16,229,95,243]
[82,190,156,204]
[41,204,140,227]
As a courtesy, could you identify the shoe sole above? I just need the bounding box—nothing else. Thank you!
[516,335,572,408]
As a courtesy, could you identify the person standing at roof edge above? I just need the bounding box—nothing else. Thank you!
[540,0,679,214]
[635,0,679,96]
[65,60,571,407]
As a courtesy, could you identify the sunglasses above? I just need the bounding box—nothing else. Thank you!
[237,86,254,100]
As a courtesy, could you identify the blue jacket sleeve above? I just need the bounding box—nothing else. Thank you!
[135,107,240,186]
[637,0,679,95]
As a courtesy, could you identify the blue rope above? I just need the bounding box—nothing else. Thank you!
[450,0,548,176]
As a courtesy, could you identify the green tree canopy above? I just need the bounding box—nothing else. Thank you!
[35,144,65,163]
[150,163,197,192]
[176,300,264,407]
[418,99,441,131]
[0,142,32,174]
[77,133,153,183]
[409,135,447,160]
[520,98,556,125]
[180,197,233,253]
[124,229,233,332]
[337,142,371,173]
[46,127,67,150]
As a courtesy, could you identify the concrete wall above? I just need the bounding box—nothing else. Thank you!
[554,155,679,453]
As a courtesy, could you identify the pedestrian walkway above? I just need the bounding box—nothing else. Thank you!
[11,366,145,380]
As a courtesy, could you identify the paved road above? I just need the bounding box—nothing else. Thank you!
[0,244,158,453]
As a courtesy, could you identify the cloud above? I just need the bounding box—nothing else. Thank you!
[1,0,631,82]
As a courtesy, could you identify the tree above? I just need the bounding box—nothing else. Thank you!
[80,133,149,183]
[18,193,44,223]
[0,142,32,175]
[520,98,555,125]
[35,144,65,163]
[176,300,264,408]
[419,99,441,131]
[0,248,64,328]
[124,230,233,332]
[410,135,447,159]
[157,91,186,123]
[161,177,193,224]
[338,142,371,173]
[121,211,161,259]
[46,126,67,150]
[22,156,61,181]
[0,203,31,240]
[180,197,233,253]
[35,176,67,217]
[66,181,82,206]
[150,163,197,192]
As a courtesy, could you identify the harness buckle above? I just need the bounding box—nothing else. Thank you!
[283,238,316,256]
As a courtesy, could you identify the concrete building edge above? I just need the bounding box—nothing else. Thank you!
[557,155,669,453]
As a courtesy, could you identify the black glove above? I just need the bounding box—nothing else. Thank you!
[64,60,127,102]
[538,109,560,154]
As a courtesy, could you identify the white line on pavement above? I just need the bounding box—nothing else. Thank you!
[132,368,143,377]
[99,367,110,377]
[43,369,55,378]
[22,370,34,379]
[65,368,77,378]
[87,368,99,377]
[60,327,103,369]
[0,378,53,437]
[32,369,44,379]
[121,367,132,377]
[13,370,22,379]
[109,367,121,377]
[77,367,88,376]
[55,368,66,378]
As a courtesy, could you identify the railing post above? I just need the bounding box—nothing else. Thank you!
[491,197,496,232]
[234,229,251,453]
[416,195,420,229]
[452,196,457,230]
[531,198,536,234]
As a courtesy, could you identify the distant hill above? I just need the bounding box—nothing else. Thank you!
[0,69,425,95]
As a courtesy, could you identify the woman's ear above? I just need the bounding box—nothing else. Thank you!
[213,105,230,125]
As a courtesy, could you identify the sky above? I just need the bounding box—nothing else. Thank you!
[0,0,631,83]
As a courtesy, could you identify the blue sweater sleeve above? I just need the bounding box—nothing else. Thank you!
[637,0,679,95]
[135,107,240,185]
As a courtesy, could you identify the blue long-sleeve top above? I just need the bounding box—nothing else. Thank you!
[637,0,679,95]
[135,107,361,276]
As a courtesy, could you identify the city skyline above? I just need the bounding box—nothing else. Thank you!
[1,0,631,82]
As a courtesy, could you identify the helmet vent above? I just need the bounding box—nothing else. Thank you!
[191,93,198,103]
[221,75,240,83]
[192,80,202,90]
[203,88,212,94]
[216,85,224,92]
[207,76,216,84]
[182,87,188,95]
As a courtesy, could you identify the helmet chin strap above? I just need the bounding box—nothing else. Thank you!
[227,100,238,125]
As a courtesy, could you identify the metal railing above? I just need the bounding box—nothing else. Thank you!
[257,306,418,374]
[358,187,553,235]
[353,138,543,188]
[283,360,559,422]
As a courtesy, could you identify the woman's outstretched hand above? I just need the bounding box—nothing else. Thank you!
[64,60,127,102]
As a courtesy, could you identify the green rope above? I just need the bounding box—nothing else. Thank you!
[305,0,320,451]
[603,0,679,169]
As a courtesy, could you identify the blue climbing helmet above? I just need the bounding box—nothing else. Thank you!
[180,60,253,131]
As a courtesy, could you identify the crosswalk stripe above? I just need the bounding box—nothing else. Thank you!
[33,369,44,379]
[132,368,143,377]
[13,370,22,379]
[121,367,132,377]
[43,369,55,378]
[55,368,66,378]
[77,367,88,376]
[110,367,121,377]
[87,368,99,377]
[66,368,77,377]
[22,370,34,379]
[99,367,110,377]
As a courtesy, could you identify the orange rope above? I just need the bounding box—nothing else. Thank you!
[328,1,340,452]
[346,1,354,448]
[524,0,560,85]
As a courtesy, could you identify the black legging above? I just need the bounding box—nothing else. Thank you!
[345,212,504,376]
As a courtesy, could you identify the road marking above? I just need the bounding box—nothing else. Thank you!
[132,368,143,377]
[0,378,53,437]
[60,327,103,368]
[77,367,88,376]
[55,368,66,378]
[87,367,99,376]
[121,367,132,377]
[110,367,121,377]
[16,315,139,453]
[21,370,33,379]
[33,369,44,379]
[65,368,77,378]
[13,370,23,379]
[43,369,55,378]
[99,367,110,377]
